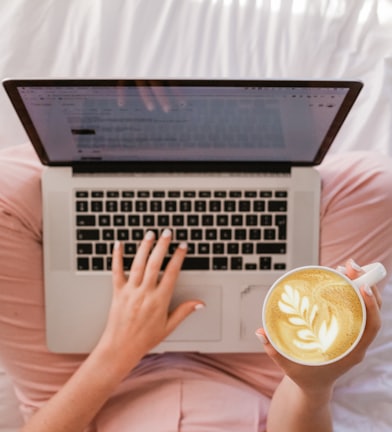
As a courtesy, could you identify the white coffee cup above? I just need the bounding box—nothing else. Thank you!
[262,262,386,366]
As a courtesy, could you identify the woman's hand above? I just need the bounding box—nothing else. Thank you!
[258,259,382,393]
[95,229,203,376]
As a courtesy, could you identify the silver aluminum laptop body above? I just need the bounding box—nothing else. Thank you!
[3,79,363,353]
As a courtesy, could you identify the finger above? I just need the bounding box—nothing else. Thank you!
[112,241,126,289]
[255,328,288,368]
[136,80,155,111]
[165,301,205,335]
[356,285,382,350]
[142,229,172,288]
[345,258,363,280]
[158,242,188,295]
[371,285,383,309]
[128,230,156,286]
[150,80,171,113]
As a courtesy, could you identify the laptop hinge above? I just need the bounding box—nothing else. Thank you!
[71,162,293,175]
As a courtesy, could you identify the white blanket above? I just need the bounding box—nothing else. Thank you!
[0,1,391,430]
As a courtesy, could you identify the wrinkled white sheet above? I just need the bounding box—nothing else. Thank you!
[0,0,391,431]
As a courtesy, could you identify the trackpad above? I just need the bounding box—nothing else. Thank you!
[166,285,222,341]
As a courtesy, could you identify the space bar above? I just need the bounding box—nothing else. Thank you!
[182,257,210,270]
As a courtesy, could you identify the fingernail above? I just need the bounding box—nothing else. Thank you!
[145,230,155,241]
[336,265,347,274]
[162,229,172,238]
[114,241,121,250]
[349,259,362,272]
[178,242,188,250]
[194,304,205,311]
[255,330,268,345]
[364,284,373,296]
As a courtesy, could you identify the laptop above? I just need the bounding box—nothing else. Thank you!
[3,79,363,353]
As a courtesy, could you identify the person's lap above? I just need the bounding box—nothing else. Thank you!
[1,144,391,429]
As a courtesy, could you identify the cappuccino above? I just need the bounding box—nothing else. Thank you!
[263,267,365,365]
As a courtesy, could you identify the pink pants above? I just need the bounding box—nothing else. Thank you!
[1,144,392,431]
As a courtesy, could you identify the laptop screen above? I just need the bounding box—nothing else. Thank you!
[3,79,362,169]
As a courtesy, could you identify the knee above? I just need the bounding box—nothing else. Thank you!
[0,144,43,238]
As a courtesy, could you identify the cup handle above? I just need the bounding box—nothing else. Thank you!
[351,262,387,290]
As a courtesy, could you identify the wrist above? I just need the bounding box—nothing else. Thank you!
[90,338,143,383]
[285,376,334,407]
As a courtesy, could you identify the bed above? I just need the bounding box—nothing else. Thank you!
[0,1,391,430]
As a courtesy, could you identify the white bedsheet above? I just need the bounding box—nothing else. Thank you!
[0,1,391,430]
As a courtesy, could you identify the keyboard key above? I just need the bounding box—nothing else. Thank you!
[99,215,111,226]
[228,243,239,254]
[165,201,177,212]
[91,201,103,212]
[143,215,155,226]
[198,243,210,254]
[136,201,148,212]
[77,243,93,254]
[173,215,184,226]
[257,243,286,254]
[264,229,276,240]
[231,215,243,226]
[217,215,228,226]
[103,229,115,240]
[106,201,118,212]
[114,215,125,226]
[92,257,104,270]
[253,201,265,212]
[268,200,287,212]
[213,243,224,254]
[124,243,137,255]
[180,201,192,212]
[182,257,210,270]
[260,257,272,269]
[202,215,214,226]
[158,215,170,226]
[242,243,254,254]
[77,257,89,270]
[191,229,203,240]
[195,201,206,212]
[224,200,236,212]
[76,201,88,212]
[76,215,96,226]
[121,201,133,212]
[77,229,99,241]
[231,257,243,270]
[213,257,228,270]
[276,215,287,240]
[95,243,107,255]
[117,229,129,241]
[128,215,140,226]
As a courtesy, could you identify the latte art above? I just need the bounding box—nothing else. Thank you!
[263,268,365,365]
[279,284,340,353]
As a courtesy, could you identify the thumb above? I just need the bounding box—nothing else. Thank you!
[255,328,285,362]
[165,301,205,335]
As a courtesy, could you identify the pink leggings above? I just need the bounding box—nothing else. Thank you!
[1,144,392,431]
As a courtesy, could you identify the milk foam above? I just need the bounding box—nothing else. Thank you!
[264,269,364,364]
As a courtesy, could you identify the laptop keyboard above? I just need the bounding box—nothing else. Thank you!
[75,189,288,272]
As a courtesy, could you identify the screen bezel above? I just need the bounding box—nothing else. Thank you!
[3,78,363,173]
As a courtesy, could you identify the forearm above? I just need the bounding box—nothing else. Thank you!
[20,346,140,432]
[266,375,334,432]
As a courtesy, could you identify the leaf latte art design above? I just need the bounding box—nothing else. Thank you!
[278,284,339,353]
